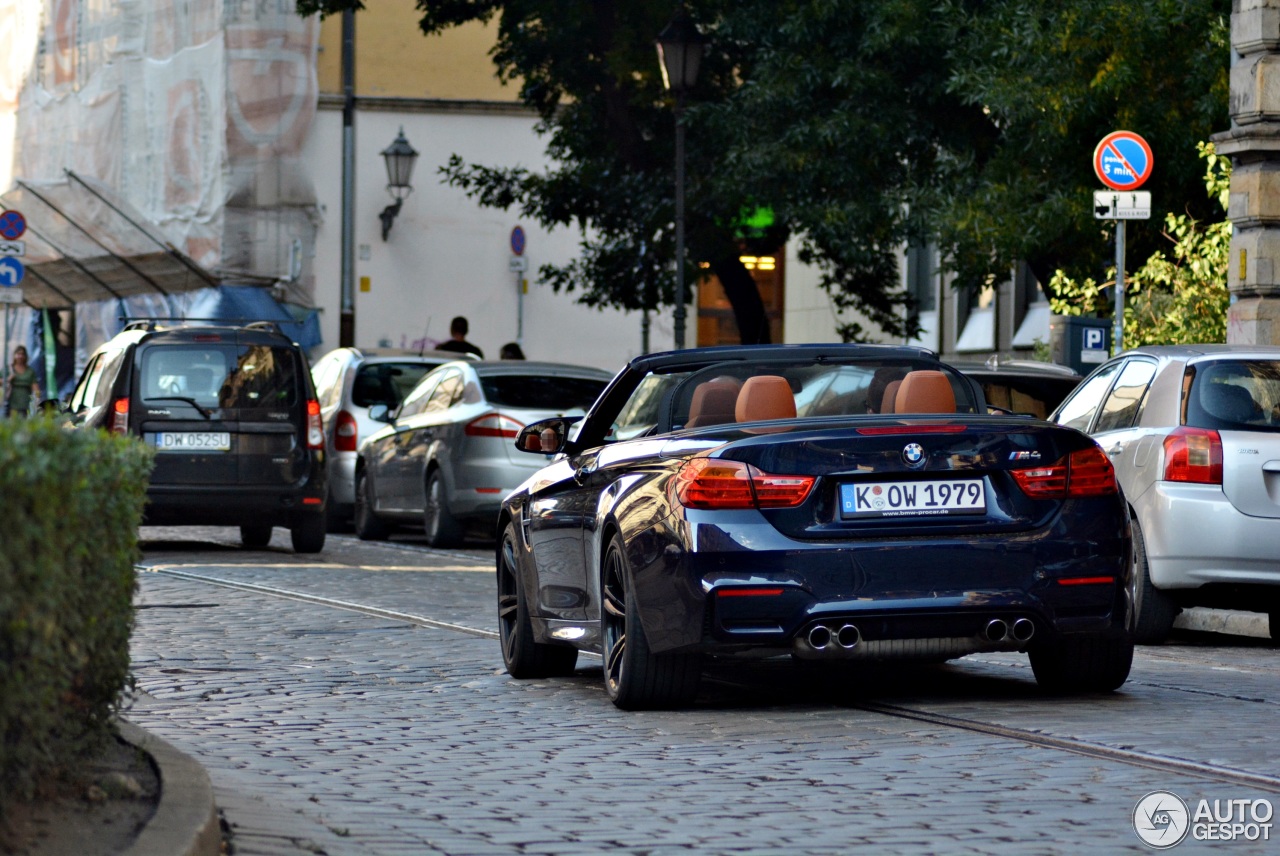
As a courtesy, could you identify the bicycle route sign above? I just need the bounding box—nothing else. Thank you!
[1093,131,1153,191]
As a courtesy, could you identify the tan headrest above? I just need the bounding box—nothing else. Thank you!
[894,370,956,414]
[735,375,797,423]
[881,379,903,414]
[686,378,742,428]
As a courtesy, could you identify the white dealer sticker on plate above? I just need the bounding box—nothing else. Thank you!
[840,479,985,518]
[153,432,231,452]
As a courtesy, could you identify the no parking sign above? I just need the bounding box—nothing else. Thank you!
[1093,131,1153,191]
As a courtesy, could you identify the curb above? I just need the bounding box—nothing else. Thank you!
[1174,606,1271,640]
[117,720,221,856]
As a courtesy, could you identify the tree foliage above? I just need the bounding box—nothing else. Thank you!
[1050,142,1231,348]
[298,0,1230,345]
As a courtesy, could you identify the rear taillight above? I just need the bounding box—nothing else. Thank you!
[111,397,129,435]
[306,399,324,449]
[674,458,816,510]
[465,413,524,439]
[334,410,359,452]
[1162,426,1223,484]
[1011,445,1117,499]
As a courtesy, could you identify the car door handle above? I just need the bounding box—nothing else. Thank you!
[1107,443,1124,456]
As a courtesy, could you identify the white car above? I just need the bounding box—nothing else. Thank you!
[311,348,476,530]
[1051,344,1280,642]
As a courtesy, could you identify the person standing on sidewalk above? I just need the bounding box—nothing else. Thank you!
[4,345,39,418]
[437,316,484,359]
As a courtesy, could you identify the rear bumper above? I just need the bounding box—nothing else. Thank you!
[143,484,325,527]
[624,499,1131,656]
[1139,482,1280,589]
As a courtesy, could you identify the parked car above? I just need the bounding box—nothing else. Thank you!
[1050,344,1280,643]
[951,357,1082,419]
[310,347,476,530]
[497,344,1133,709]
[64,320,328,552]
[354,359,613,547]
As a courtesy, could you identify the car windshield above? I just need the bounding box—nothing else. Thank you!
[602,356,978,442]
[481,374,608,410]
[1187,360,1280,432]
[140,344,299,409]
[352,362,438,408]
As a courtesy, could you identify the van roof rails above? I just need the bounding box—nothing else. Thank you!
[119,317,286,334]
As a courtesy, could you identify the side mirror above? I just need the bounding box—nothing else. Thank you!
[368,403,391,423]
[516,417,576,456]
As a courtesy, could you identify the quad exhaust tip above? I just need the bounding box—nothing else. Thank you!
[836,624,861,649]
[805,623,860,651]
[983,619,1009,642]
[1011,617,1035,642]
[807,624,832,650]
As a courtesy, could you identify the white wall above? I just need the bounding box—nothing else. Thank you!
[303,108,648,375]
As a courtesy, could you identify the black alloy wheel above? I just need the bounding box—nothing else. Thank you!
[423,469,464,548]
[354,469,389,541]
[497,521,577,678]
[240,524,273,549]
[1128,515,1178,644]
[601,533,701,710]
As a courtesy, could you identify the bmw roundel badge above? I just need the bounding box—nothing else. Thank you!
[902,443,925,467]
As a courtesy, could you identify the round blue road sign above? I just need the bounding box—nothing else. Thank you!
[510,225,526,256]
[1093,131,1153,191]
[0,210,27,240]
[0,256,24,285]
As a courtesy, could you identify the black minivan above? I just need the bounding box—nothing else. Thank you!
[66,320,328,553]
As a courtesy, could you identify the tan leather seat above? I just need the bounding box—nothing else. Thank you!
[894,370,956,414]
[686,378,742,428]
[735,375,796,423]
[881,379,903,414]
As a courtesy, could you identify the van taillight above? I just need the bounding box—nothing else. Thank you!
[334,410,358,452]
[674,458,816,509]
[1011,445,1117,498]
[1163,426,1222,484]
[306,399,324,449]
[111,398,129,435]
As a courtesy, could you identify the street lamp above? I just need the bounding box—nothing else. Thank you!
[656,6,705,350]
[379,127,419,241]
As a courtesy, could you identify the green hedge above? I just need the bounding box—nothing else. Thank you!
[0,417,153,812]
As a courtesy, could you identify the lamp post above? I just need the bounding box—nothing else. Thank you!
[339,9,355,347]
[379,127,419,241]
[656,6,705,350]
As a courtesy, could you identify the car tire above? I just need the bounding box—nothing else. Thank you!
[423,469,464,548]
[601,533,702,710]
[354,469,389,541]
[240,524,273,549]
[291,513,326,554]
[1129,515,1178,644]
[1029,635,1134,694]
[497,521,578,678]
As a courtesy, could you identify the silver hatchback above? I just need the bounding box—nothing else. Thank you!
[355,359,613,547]
[1051,345,1280,642]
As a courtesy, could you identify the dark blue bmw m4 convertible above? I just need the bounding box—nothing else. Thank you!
[496,345,1134,709]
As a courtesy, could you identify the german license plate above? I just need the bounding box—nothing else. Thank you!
[840,479,985,518]
[153,432,230,452]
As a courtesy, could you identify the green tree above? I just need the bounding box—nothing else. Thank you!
[1049,142,1230,347]
[299,0,1230,344]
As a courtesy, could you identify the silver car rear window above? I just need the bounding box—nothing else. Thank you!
[1186,360,1280,432]
[481,375,608,410]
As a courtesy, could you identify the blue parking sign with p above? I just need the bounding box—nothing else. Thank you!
[1083,328,1105,350]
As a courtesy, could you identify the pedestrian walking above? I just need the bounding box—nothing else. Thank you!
[4,345,39,418]
[437,316,484,359]
[499,342,525,360]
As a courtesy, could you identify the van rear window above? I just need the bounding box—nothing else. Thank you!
[140,345,299,409]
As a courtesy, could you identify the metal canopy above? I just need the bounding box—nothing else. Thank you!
[0,172,220,309]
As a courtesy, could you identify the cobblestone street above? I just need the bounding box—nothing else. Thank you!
[127,529,1280,855]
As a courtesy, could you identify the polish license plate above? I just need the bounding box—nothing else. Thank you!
[840,479,985,518]
[153,432,231,452]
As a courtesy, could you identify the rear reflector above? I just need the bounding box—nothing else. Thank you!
[475,488,503,494]
[334,410,359,452]
[466,412,524,439]
[1162,426,1223,485]
[674,458,815,510]
[306,399,324,449]
[1057,576,1116,586]
[716,587,785,598]
[302,497,322,506]
[1011,445,1117,498]
[111,397,129,435]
